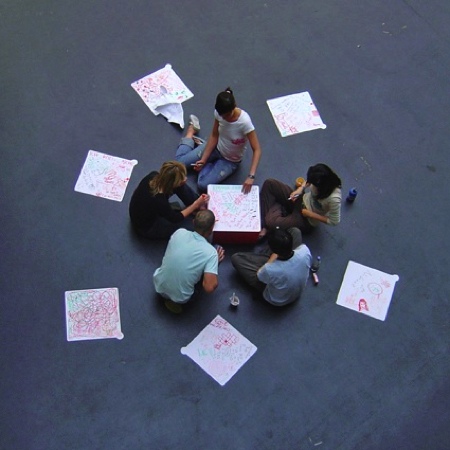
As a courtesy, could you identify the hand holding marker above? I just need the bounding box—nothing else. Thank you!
[288,177,306,200]
[191,161,204,171]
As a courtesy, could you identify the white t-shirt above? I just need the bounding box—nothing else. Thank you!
[214,109,255,162]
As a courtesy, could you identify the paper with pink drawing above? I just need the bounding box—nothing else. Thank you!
[267,91,326,137]
[131,63,193,128]
[336,261,399,321]
[207,185,260,232]
[65,287,124,341]
[181,315,257,386]
[74,150,138,202]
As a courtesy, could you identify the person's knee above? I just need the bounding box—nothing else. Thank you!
[262,178,277,190]
[231,253,242,269]
[197,178,209,192]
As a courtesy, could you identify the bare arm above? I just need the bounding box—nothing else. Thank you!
[257,253,278,277]
[242,130,262,194]
[301,208,329,224]
[203,273,218,293]
[180,194,209,218]
[288,182,309,201]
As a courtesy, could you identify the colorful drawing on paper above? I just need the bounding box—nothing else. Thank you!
[267,91,326,137]
[131,63,193,128]
[74,150,138,202]
[65,287,124,341]
[181,315,257,386]
[207,185,260,232]
[336,261,400,321]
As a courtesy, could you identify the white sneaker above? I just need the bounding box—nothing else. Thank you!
[189,114,201,132]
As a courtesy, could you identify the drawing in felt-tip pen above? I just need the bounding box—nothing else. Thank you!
[191,162,204,166]
[287,194,300,200]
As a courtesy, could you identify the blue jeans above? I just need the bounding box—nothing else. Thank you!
[175,137,240,192]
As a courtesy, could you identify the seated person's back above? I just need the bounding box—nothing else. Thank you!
[258,238,311,306]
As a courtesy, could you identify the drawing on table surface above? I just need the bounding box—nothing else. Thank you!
[131,63,193,128]
[336,261,399,321]
[65,287,124,341]
[267,91,326,137]
[181,315,257,386]
[207,185,260,232]
[74,150,138,202]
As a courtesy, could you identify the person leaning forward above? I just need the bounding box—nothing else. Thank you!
[153,210,225,310]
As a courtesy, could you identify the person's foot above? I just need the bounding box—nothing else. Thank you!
[164,299,183,314]
[189,114,201,132]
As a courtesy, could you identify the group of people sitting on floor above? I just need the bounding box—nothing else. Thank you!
[129,88,342,312]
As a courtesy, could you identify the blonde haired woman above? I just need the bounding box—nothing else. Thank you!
[129,161,209,239]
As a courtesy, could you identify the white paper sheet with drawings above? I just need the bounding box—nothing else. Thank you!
[74,150,138,202]
[207,185,260,232]
[181,315,257,386]
[336,261,399,321]
[131,63,193,128]
[65,287,124,341]
[267,91,326,137]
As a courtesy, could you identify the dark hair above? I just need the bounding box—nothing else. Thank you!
[193,210,216,234]
[215,87,236,115]
[306,163,342,199]
[268,228,293,258]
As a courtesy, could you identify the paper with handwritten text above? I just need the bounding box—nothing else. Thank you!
[267,91,326,137]
[131,63,193,128]
[65,287,124,341]
[207,185,260,232]
[336,261,399,321]
[181,315,257,386]
[74,150,137,202]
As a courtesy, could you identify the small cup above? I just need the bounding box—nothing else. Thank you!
[295,177,305,188]
[230,294,240,307]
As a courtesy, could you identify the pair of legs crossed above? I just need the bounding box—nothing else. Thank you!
[175,137,239,192]
[260,178,313,233]
[231,227,303,293]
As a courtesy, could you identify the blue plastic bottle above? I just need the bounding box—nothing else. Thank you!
[346,188,358,203]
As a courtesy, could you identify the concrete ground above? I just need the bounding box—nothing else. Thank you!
[1,1,449,449]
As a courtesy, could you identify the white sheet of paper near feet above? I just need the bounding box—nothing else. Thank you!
[131,63,194,128]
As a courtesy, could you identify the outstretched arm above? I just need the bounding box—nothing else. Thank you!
[181,194,209,218]
[242,130,262,194]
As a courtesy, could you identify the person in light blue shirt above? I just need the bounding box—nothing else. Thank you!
[231,227,311,306]
[153,210,225,308]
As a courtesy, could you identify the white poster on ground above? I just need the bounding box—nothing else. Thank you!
[181,315,257,386]
[74,150,137,202]
[267,91,326,137]
[336,261,399,321]
[131,63,193,128]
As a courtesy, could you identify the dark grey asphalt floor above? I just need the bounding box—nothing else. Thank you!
[1,1,449,449]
